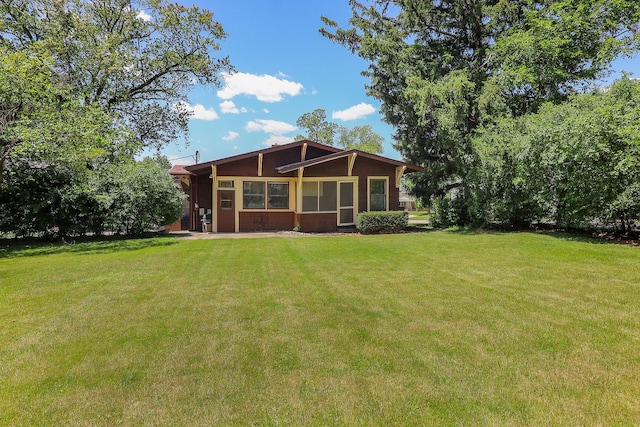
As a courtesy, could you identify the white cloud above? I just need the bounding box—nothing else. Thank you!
[219,100,247,114]
[177,102,219,121]
[217,72,304,103]
[222,131,239,141]
[332,102,376,121]
[245,119,296,135]
[262,135,295,147]
[263,108,270,114]
[136,10,152,21]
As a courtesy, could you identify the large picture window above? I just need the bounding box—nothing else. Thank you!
[369,178,387,211]
[302,181,337,212]
[243,181,289,209]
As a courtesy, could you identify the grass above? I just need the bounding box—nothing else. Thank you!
[1,231,640,425]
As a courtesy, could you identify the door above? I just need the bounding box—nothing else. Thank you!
[338,182,355,225]
[217,190,235,232]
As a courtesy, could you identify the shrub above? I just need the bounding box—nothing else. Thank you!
[356,211,408,234]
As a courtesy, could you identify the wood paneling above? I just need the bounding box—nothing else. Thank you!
[239,211,295,232]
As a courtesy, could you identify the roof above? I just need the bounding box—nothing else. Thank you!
[275,149,423,174]
[185,140,341,174]
[184,139,423,174]
[169,165,193,175]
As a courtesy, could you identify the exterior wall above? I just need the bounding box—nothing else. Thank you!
[216,157,258,177]
[303,157,349,177]
[239,211,295,232]
[352,157,400,213]
[296,213,337,233]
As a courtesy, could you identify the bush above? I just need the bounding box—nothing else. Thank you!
[430,195,471,228]
[356,211,408,234]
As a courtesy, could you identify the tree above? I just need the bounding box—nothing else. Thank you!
[337,124,384,154]
[1,0,232,154]
[295,108,384,154]
[321,1,640,219]
[0,46,113,179]
[295,109,339,146]
[471,77,640,230]
[0,0,229,236]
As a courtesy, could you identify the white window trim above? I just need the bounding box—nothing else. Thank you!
[367,176,389,212]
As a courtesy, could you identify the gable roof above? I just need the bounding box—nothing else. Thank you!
[184,139,423,174]
[185,140,340,174]
[275,149,423,174]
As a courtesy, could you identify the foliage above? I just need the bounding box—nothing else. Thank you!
[0,46,113,178]
[96,159,184,235]
[430,194,472,228]
[0,0,232,154]
[294,109,339,146]
[321,1,640,222]
[295,108,384,154]
[356,210,408,233]
[471,77,640,230]
[0,0,227,235]
[336,124,384,154]
[0,158,183,237]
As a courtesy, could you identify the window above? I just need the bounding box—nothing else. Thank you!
[220,193,232,210]
[267,182,289,209]
[243,181,289,209]
[243,181,265,209]
[369,178,387,211]
[302,181,337,212]
[218,180,234,188]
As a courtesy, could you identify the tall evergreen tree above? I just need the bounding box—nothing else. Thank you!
[321,1,640,218]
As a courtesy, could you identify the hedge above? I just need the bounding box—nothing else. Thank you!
[356,211,409,234]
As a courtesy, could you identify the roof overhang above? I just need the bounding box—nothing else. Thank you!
[276,149,423,174]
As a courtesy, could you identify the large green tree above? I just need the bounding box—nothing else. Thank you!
[321,1,640,214]
[1,0,228,236]
[295,108,384,154]
[0,45,113,178]
[1,0,231,156]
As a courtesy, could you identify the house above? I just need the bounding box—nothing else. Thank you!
[399,191,418,211]
[177,140,422,233]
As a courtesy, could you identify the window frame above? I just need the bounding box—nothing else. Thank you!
[242,180,290,210]
[367,176,389,212]
[301,180,337,213]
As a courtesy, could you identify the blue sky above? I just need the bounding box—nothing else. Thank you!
[163,0,396,165]
[161,1,639,166]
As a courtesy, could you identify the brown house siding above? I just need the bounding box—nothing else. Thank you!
[296,213,338,233]
[217,157,258,176]
[239,211,295,232]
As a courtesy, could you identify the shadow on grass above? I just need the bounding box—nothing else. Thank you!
[0,232,183,259]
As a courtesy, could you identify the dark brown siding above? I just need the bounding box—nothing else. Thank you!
[217,157,259,177]
[239,211,295,232]
[303,157,349,177]
[263,148,301,176]
[351,157,398,213]
[297,213,337,232]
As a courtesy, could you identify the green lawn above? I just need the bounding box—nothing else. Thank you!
[1,232,639,425]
